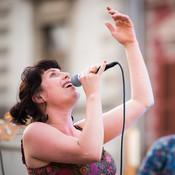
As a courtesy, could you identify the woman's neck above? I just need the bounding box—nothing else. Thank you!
[46,107,76,136]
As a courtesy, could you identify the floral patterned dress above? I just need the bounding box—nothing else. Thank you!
[21,126,117,175]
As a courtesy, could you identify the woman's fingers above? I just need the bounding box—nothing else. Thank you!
[90,66,99,74]
[106,6,111,11]
[106,6,119,14]
[97,61,107,75]
[104,21,115,33]
[112,14,130,23]
[108,10,119,15]
[80,62,106,95]
[106,6,130,23]
[82,61,107,76]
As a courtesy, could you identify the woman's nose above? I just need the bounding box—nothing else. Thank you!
[62,72,70,79]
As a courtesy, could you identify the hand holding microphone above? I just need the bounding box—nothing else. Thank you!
[75,61,107,97]
[71,61,118,87]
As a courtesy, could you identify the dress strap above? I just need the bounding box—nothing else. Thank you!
[74,125,83,131]
[21,139,26,165]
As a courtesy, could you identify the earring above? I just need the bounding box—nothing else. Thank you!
[41,114,49,123]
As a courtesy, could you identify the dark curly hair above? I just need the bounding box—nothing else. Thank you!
[10,59,61,125]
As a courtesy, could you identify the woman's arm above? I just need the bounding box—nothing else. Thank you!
[77,62,106,159]
[75,7,154,144]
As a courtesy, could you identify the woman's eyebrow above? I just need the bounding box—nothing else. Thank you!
[46,69,60,75]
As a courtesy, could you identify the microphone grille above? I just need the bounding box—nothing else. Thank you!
[71,74,82,87]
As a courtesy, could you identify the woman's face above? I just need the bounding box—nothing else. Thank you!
[40,68,79,108]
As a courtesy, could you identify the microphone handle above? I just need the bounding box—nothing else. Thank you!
[96,61,118,73]
[71,61,118,87]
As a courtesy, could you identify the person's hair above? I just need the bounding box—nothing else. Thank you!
[10,59,61,125]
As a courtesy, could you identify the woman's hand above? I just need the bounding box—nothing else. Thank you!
[80,61,106,97]
[104,6,137,47]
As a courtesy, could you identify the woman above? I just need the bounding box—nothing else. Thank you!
[10,6,154,175]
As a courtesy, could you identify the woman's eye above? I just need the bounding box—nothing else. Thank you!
[50,73,56,77]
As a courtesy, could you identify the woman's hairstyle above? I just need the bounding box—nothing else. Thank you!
[10,59,61,125]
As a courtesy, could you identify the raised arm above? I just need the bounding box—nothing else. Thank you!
[102,7,154,143]
[76,7,154,144]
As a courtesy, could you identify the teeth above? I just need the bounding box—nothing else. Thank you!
[65,83,72,88]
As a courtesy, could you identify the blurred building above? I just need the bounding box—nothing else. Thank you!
[145,0,175,144]
[2,0,174,175]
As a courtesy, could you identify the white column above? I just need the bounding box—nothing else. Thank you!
[8,0,34,107]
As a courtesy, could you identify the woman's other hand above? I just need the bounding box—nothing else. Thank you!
[104,6,137,47]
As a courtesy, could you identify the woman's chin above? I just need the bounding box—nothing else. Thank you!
[75,92,80,102]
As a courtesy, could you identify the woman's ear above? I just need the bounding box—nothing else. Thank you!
[32,94,45,104]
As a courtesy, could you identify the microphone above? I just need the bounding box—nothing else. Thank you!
[71,61,118,87]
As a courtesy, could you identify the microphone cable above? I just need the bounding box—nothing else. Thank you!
[0,149,5,175]
[116,61,126,175]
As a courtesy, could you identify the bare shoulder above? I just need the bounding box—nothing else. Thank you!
[23,122,56,143]
[23,122,46,135]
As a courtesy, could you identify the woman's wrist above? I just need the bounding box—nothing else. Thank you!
[123,40,139,49]
[86,92,101,101]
